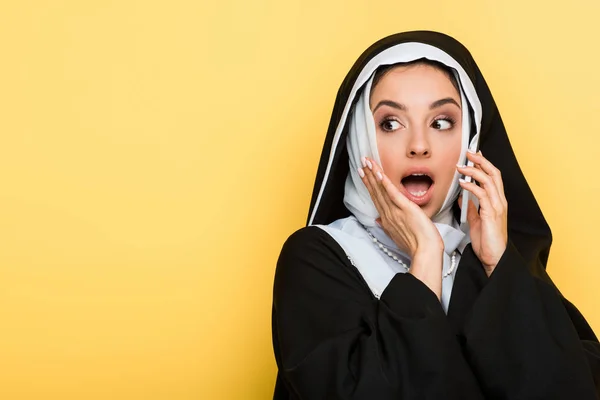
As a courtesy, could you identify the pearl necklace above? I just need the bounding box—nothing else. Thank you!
[366,231,457,279]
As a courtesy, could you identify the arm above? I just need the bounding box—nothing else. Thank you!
[272,227,484,400]
[457,151,599,398]
[460,241,600,399]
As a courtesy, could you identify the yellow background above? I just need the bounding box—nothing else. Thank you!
[1,1,598,398]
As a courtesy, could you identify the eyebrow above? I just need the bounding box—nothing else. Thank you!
[429,97,461,110]
[372,97,461,113]
[372,100,406,113]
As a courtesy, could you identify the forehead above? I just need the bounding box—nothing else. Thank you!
[371,64,459,100]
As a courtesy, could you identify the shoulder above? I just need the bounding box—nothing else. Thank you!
[278,225,346,266]
[279,217,361,263]
[275,225,366,299]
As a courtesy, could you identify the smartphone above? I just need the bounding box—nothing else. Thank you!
[460,134,480,225]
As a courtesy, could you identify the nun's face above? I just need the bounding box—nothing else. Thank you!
[370,64,462,218]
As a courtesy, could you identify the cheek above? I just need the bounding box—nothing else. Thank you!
[377,136,404,179]
[436,130,462,166]
[442,144,462,170]
[432,133,462,188]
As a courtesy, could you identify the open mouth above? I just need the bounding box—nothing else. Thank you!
[400,172,434,205]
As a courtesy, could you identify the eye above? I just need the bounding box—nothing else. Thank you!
[380,118,402,132]
[431,117,455,130]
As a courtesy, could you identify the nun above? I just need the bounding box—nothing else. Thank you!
[272,31,600,399]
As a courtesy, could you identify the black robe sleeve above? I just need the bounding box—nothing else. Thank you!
[272,227,484,400]
[457,240,600,399]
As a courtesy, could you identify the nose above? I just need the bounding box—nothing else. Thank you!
[406,128,430,158]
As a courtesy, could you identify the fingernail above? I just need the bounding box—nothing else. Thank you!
[467,149,476,154]
[456,163,465,168]
[376,171,383,181]
[479,150,483,156]
[459,178,467,184]
[366,160,373,170]
[360,157,367,168]
[357,167,365,178]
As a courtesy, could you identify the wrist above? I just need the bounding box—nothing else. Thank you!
[409,250,443,300]
[413,247,444,267]
[414,237,444,258]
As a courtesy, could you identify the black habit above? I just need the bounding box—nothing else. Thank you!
[272,31,600,399]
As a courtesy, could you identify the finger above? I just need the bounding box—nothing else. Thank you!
[458,178,494,214]
[457,165,504,211]
[358,160,381,210]
[369,158,411,210]
[360,166,382,209]
[479,158,506,208]
[466,150,497,174]
[472,162,506,206]
[365,158,393,212]
[362,159,389,216]
[466,151,505,199]
[476,159,505,204]
[457,165,498,194]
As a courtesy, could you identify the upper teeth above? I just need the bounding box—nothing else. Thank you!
[412,173,426,176]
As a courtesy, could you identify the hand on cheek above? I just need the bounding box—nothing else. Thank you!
[359,157,445,299]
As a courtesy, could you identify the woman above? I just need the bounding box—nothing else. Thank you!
[272,31,600,399]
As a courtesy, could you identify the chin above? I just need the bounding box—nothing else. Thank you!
[421,202,442,219]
